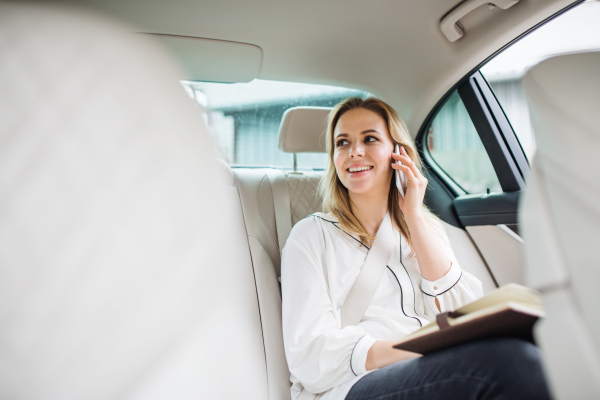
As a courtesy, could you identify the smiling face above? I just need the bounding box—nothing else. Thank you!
[333,107,395,197]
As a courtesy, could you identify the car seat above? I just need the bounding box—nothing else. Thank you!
[520,51,600,399]
[0,3,268,399]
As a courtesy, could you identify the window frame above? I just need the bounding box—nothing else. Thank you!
[417,0,584,198]
[457,71,528,192]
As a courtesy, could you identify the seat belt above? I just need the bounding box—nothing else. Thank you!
[264,169,292,262]
[298,213,395,400]
[340,212,394,327]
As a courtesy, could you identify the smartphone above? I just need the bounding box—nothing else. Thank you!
[395,144,407,198]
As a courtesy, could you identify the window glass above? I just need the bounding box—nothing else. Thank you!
[182,79,370,169]
[481,0,600,161]
[427,90,502,194]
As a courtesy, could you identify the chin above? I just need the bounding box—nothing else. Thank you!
[344,181,373,195]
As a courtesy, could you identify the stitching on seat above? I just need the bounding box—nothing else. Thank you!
[244,233,272,393]
[288,173,322,225]
[256,174,279,252]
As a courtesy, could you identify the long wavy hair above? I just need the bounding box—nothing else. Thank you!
[318,97,443,253]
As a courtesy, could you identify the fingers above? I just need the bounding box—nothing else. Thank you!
[400,146,422,178]
[392,146,422,179]
[392,162,417,182]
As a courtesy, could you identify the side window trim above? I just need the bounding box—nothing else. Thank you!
[475,73,530,179]
[457,72,526,192]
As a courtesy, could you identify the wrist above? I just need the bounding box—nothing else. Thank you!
[366,340,389,370]
[366,340,422,371]
[365,341,380,370]
[403,210,424,221]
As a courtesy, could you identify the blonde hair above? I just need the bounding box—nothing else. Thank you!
[318,97,443,253]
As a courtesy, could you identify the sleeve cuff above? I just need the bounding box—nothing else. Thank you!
[421,261,462,297]
[350,335,377,376]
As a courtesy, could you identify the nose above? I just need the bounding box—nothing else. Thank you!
[349,141,365,158]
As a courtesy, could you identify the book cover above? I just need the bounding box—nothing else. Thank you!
[393,284,544,354]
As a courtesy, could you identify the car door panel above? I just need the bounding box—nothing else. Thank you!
[453,191,520,228]
[466,225,524,286]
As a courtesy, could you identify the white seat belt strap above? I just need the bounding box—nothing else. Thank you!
[265,169,292,258]
[299,213,395,399]
[340,212,394,327]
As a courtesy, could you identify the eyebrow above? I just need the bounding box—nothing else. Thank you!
[335,129,381,139]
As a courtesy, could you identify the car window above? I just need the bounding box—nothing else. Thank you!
[182,80,370,170]
[427,90,502,194]
[425,0,599,195]
[480,0,600,161]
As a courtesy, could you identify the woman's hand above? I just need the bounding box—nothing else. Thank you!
[366,340,422,371]
[392,145,452,284]
[391,146,428,216]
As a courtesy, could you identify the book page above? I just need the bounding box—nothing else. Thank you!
[456,283,541,314]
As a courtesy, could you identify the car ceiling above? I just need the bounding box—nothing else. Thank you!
[64,0,577,134]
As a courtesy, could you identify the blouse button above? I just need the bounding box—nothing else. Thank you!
[433,286,438,290]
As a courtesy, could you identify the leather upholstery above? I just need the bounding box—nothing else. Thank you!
[234,169,324,276]
[0,3,269,399]
[234,168,307,399]
[465,225,524,286]
[278,107,331,153]
[520,51,600,399]
[233,168,323,400]
[286,171,323,226]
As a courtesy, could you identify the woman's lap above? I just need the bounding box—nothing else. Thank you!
[345,338,552,400]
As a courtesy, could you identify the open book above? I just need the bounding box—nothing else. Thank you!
[393,283,544,355]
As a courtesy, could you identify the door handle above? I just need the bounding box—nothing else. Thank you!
[440,0,519,42]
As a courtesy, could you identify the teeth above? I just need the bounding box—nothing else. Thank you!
[349,166,372,173]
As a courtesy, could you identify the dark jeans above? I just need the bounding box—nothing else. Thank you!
[345,338,552,400]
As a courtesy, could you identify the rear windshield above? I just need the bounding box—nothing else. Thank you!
[182,80,370,170]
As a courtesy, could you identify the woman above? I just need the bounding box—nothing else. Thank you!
[281,97,551,400]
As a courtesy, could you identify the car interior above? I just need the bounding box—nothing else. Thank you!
[1,0,599,399]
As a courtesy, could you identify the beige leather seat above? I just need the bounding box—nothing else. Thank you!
[0,3,269,399]
[520,51,600,399]
[231,107,331,400]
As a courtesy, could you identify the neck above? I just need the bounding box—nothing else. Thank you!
[349,185,390,237]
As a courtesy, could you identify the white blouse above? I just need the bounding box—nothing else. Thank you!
[281,212,483,400]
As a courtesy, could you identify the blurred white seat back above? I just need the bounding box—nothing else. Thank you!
[520,51,600,399]
[0,3,268,399]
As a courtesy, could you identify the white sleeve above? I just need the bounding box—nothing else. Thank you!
[420,221,483,316]
[281,220,376,394]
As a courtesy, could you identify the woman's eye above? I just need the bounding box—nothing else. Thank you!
[365,136,377,143]
[335,139,349,147]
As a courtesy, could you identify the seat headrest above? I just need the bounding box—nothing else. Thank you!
[523,51,599,136]
[521,51,600,289]
[278,106,331,153]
